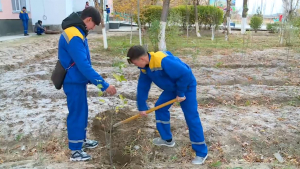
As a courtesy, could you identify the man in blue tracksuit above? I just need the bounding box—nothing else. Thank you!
[58,7,116,161]
[19,7,29,36]
[105,5,110,23]
[127,46,208,165]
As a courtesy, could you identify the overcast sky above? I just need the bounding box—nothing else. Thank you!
[235,0,283,15]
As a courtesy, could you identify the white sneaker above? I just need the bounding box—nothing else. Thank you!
[192,155,208,165]
[152,137,175,147]
[82,139,98,149]
[70,150,91,161]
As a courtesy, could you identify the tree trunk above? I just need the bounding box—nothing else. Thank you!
[280,0,289,45]
[241,0,248,34]
[226,0,231,40]
[211,25,215,41]
[130,13,133,44]
[186,0,190,38]
[158,0,170,51]
[95,0,108,49]
[137,0,142,45]
[194,0,201,37]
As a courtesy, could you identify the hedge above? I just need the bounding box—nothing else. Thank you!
[133,5,224,28]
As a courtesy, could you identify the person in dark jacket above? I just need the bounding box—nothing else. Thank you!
[19,7,29,36]
[58,7,117,161]
[127,46,208,165]
[34,20,46,35]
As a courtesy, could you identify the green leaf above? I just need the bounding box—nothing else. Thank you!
[112,73,121,82]
[119,94,124,101]
[113,73,127,82]
[99,99,105,103]
[120,75,127,81]
[97,84,103,89]
[98,91,103,97]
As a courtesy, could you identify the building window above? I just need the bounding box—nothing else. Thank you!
[0,0,2,12]
[11,0,27,12]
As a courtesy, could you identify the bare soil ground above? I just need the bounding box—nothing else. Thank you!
[0,31,299,169]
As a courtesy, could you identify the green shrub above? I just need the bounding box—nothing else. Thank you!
[133,5,162,27]
[197,6,223,29]
[171,5,195,28]
[134,5,223,30]
[147,19,160,52]
[143,6,162,26]
[267,22,280,33]
[292,16,300,28]
[250,15,263,33]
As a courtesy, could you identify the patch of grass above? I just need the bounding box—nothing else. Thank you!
[90,31,282,58]
[215,61,224,68]
[15,134,23,141]
[170,155,178,161]
[211,161,222,167]
[245,100,251,106]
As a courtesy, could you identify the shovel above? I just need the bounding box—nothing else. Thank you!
[112,98,177,128]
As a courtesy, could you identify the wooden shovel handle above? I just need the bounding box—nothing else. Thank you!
[113,98,177,128]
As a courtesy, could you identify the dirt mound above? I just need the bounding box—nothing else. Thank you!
[91,108,150,168]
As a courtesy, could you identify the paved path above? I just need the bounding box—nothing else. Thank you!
[0,33,36,42]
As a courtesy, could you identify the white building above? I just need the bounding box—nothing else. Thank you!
[30,0,113,31]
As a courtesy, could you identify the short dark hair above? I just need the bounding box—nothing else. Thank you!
[127,45,147,64]
[106,5,108,7]
[86,1,89,4]
[81,7,101,26]
[23,7,26,9]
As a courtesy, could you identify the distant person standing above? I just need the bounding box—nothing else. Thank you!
[105,5,110,23]
[19,7,29,36]
[85,1,89,9]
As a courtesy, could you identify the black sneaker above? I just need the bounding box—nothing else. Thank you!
[70,150,91,161]
[82,139,98,149]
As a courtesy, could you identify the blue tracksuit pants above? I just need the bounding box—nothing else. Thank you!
[155,86,208,157]
[37,27,45,35]
[63,84,88,150]
[22,20,28,35]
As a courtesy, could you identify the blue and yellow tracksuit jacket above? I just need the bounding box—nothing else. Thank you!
[137,51,197,111]
[58,12,109,150]
[19,11,29,21]
[136,51,208,157]
[58,26,109,90]
[19,11,29,35]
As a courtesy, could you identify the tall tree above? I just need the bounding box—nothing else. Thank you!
[241,0,248,34]
[185,0,190,38]
[280,0,299,45]
[130,2,133,44]
[137,0,142,45]
[114,0,150,44]
[158,0,171,51]
[225,0,231,41]
[194,0,201,37]
[94,0,108,49]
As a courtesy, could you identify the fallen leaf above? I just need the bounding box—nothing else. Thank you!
[274,152,284,163]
